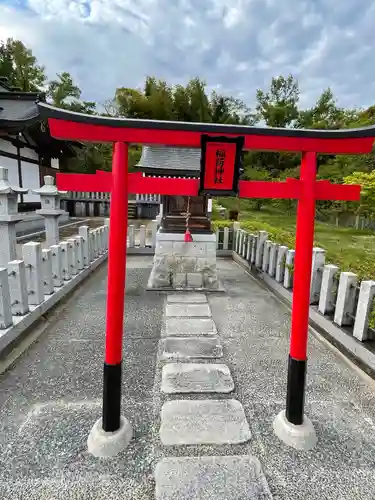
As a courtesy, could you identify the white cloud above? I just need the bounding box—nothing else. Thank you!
[0,0,375,111]
[223,7,241,29]
[236,62,248,72]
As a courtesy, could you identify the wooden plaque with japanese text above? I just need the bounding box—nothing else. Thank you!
[198,135,244,196]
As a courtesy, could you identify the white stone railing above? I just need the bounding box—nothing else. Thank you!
[135,194,161,203]
[127,221,158,250]
[125,222,234,252]
[0,222,109,354]
[67,191,111,201]
[65,192,161,204]
[214,226,235,251]
[232,224,375,344]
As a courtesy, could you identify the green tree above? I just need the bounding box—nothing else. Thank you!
[247,75,301,176]
[242,164,272,211]
[47,72,96,114]
[115,87,150,118]
[344,171,375,217]
[114,76,255,125]
[255,75,300,128]
[0,40,13,82]
[185,78,211,122]
[103,98,121,117]
[147,79,175,120]
[173,84,193,121]
[297,88,345,130]
[210,92,256,125]
[0,38,46,91]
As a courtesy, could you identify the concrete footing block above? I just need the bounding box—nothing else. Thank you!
[273,410,317,451]
[87,416,133,458]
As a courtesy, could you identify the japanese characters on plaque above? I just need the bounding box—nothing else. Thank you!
[199,135,244,196]
[214,149,226,184]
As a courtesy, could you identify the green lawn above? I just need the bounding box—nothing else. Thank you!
[213,208,375,280]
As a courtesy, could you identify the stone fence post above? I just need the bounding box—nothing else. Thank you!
[0,267,12,329]
[151,220,158,248]
[0,167,28,267]
[283,249,295,289]
[23,242,44,306]
[262,240,272,272]
[310,248,326,305]
[275,246,288,283]
[334,272,358,326]
[255,231,268,268]
[353,281,375,341]
[318,264,339,315]
[268,243,279,278]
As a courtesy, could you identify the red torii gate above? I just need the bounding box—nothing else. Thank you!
[38,102,371,452]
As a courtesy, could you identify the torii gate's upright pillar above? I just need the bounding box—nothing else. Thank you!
[273,152,318,450]
[87,142,133,457]
[287,152,317,424]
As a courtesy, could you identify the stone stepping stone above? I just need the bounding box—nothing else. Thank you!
[160,337,223,360]
[161,363,234,394]
[166,303,211,318]
[155,455,272,500]
[163,318,217,337]
[167,293,207,304]
[160,399,251,445]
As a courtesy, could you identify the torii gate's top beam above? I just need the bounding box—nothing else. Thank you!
[38,103,375,155]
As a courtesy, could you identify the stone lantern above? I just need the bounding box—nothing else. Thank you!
[0,167,29,266]
[32,175,68,247]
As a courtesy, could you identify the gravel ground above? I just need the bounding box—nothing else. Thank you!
[0,256,163,500]
[0,256,374,499]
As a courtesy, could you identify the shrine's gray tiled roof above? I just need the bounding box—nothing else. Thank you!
[0,89,41,131]
[0,98,39,121]
[136,146,201,172]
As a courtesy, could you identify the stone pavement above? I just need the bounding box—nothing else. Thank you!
[1,256,375,499]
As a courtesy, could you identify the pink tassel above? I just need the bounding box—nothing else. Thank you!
[184,229,193,242]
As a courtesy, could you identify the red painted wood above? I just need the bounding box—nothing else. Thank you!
[289,152,317,360]
[239,179,300,199]
[315,181,360,201]
[49,118,374,154]
[56,171,360,201]
[56,172,200,195]
[104,142,128,365]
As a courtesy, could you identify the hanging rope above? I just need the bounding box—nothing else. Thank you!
[184,196,193,242]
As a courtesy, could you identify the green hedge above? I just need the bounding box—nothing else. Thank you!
[211,219,295,248]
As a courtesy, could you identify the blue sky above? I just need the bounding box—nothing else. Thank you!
[1,0,375,111]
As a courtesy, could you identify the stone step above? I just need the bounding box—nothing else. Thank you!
[161,363,234,394]
[165,303,211,318]
[155,456,272,500]
[160,337,223,360]
[160,399,251,446]
[163,318,217,337]
[167,293,207,304]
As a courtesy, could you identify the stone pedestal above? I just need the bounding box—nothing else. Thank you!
[147,231,219,290]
